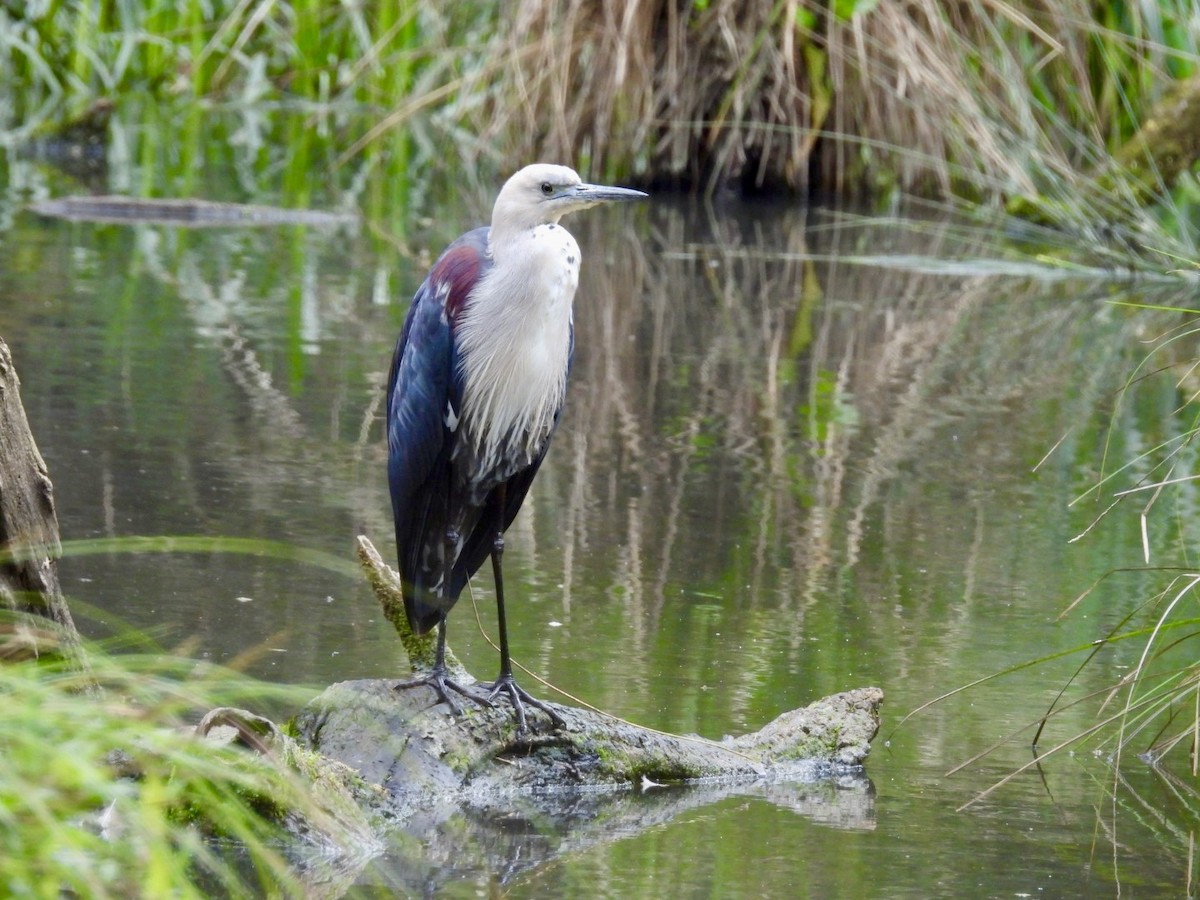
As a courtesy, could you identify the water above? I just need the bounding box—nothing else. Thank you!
[2,121,1198,897]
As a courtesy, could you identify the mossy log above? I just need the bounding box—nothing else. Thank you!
[294,537,882,802]
[295,677,881,799]
[278,537,882,888]
[1008,75,1200,229]
[1109,74,1200,203]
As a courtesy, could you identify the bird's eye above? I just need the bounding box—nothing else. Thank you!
[540,182,554,196]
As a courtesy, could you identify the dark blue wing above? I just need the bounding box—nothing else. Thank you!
[387,227,490,634]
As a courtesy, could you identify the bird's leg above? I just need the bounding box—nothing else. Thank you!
[484,516,564,731]
[394,525,493,715]
[492,530,514,682]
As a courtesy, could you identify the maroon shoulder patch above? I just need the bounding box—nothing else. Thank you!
[429,229,490,321]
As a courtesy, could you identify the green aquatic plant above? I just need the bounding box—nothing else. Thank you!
[926,304,1200,807]
[0,623,345,898]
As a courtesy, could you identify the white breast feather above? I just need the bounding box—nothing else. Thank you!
[455,224,579,468]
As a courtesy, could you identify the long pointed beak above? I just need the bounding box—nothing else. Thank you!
[571,183,649,205]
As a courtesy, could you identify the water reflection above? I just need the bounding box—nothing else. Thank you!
[2,145,1198,893]
[319,761,874,897]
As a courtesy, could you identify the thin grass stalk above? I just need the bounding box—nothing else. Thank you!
[1112,575,1200,757]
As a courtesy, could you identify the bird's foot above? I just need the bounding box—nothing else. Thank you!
[395,666,493,716]
[484,672,566,731]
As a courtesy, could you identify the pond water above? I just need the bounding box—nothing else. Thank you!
[2,112,1198,897]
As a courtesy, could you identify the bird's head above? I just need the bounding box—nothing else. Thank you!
[491,164,646,236]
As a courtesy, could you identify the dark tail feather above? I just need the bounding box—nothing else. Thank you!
[404,581,444,636]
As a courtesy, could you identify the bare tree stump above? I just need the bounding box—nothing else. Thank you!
[0,337,83,660]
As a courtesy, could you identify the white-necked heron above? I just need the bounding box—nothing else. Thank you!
[386,164,647,729]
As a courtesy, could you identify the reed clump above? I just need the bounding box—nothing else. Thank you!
[464,0,1196,204]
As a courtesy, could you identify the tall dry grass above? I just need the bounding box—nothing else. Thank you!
[467,0,1195,218]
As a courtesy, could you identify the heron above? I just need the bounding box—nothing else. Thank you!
[386,163,647,729]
